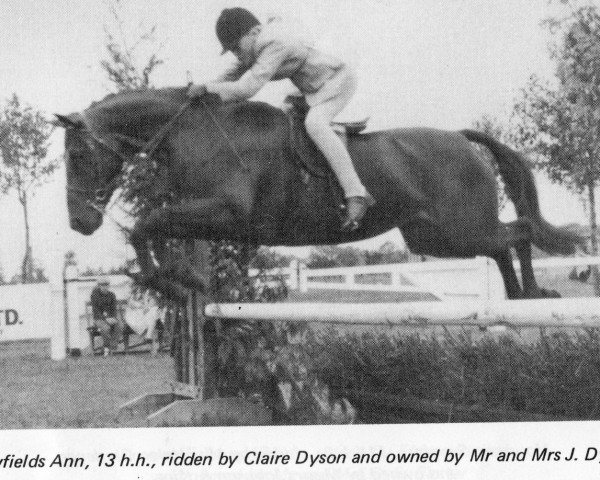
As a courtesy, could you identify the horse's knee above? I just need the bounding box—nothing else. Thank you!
[130,209,165,241]
[219,187,253,221]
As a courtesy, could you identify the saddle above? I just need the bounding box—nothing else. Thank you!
[285,95,368,179]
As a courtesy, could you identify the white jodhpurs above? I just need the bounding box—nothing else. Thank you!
[304,67,367,199]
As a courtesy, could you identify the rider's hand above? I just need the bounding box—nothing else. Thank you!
[187,83,208,99]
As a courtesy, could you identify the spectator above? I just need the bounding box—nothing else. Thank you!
[90,279,123,356]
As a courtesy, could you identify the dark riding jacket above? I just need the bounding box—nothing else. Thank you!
[90,287,117,320]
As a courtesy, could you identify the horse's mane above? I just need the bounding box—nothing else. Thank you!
[87,87,188,111]
[85,87,284,129]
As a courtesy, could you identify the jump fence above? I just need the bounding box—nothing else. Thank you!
[119,251,600,427]
[29,254,600,360]
[254,255,600,302]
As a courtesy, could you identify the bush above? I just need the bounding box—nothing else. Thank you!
[308,328,600,422]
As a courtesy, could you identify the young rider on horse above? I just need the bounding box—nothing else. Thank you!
[187,7,374,231]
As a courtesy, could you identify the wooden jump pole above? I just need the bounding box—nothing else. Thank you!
[205,297,600,328]
[186,239,209,398]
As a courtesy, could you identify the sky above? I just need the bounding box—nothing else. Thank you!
[0,0,593,280]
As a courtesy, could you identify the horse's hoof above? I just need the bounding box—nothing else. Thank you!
[541,288,561,298]
[524,288,561,299]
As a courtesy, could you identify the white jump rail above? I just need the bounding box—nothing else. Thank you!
[205,297,600,328]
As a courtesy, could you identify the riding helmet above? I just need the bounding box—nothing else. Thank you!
[216,8,260,54]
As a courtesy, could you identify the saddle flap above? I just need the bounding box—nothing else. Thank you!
[285,96,366,179]
[288,113,330,178]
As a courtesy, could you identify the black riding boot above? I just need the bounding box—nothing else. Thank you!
[341,194,375,232]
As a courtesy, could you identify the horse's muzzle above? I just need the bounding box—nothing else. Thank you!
[70,214,102,235]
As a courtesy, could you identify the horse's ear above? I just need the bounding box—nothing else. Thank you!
[53,114,84,129]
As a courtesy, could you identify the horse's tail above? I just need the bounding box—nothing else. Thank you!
[460,129,584,255]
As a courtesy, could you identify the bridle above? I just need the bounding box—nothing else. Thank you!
[66,100,194,211]
[66,97,250,215]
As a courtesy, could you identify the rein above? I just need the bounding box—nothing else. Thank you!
[66,100,193,211]
[199,98,249,172]
[67,96,250,218]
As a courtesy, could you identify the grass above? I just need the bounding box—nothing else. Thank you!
[0,340,173,429]
[310,328,600,422]
[0,270,595,428]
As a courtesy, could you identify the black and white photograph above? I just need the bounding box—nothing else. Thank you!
[1,0,600,478]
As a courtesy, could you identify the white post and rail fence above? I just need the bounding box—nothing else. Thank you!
[2,256,600,361]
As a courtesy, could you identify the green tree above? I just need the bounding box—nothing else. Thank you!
[100,0,163,92]
[250,247,295,270]
[307,245,366,268]
[512,1,600,290]
[0,94,57,283]
[471,115,513,212]
[364,241,409,265]
[99,0,164,218]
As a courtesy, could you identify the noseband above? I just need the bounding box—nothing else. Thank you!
[66,100,194,211]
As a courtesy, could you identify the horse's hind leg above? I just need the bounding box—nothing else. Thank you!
[515,240,560,298]
[491,250,522,299]
[514,240,538,297]
[498,218,559,298]
[480,219,532,300]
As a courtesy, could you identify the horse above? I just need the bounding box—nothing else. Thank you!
[55,87,583,299]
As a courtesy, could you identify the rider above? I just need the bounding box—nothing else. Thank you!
[187,7,374,231]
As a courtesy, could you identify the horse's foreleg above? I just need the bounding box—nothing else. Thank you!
[129,221,158,278]
[130,196,249,290]
[142,196,249,239]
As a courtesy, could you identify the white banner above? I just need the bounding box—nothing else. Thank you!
[1,422,600,479]
[0,284,51,342]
